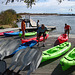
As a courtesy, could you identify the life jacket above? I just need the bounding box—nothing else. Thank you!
[21,21,26,31]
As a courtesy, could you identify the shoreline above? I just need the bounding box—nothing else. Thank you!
[18,13,75,16]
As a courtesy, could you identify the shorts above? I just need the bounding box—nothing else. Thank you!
[65,29,69,34]
[38,32,46,37]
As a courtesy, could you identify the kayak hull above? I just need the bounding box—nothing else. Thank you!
[19,32,37,37]
[41,42,71,63]
[11,40,37,55]
[4,31,22,36]
[0,31,14,36]
[60,48,75,71]
[58,34,68,44]
[21,34,49,44]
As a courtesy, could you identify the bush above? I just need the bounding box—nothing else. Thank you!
[0,26,4,29]
[0,9,21,25]
[12,23,18,28]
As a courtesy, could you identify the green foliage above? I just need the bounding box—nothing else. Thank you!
[0,9,21,28]
[24,0,35,8]
[5,9,16,15]
[0,26,4,29]
[3,0,36,8]
[12,23,18,28]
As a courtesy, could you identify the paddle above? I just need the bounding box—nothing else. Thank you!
[0,40,21,60]
[27,48,42,75]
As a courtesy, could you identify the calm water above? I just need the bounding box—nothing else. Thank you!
[17,15,75,34]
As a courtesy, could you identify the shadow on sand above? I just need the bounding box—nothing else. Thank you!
[51,64,75,75]
[1,69,21,75]
[54,39,60,46]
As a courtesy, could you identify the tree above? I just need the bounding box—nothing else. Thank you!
[0,9,20,25]
[1,0,36,8]
[1,0,73,5]
[1,0,73,8]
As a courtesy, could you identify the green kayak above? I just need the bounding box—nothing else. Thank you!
[41,42,71,63]
[60,48,75,71]
[19,32,37,37]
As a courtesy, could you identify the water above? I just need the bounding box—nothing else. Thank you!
[17,15,75,34]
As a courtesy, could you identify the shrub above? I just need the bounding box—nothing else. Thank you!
[12,23,18,28]
[0,9,21,25]
[0,26,4,29]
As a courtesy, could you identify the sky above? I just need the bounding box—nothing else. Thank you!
[0,0,75,14]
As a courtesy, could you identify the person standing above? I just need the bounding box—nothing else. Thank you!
[37,20,40,29]
[64,23,71,38]
[37,24,47,47]
[21,20,26,40]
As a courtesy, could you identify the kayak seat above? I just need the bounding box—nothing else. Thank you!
[60,44,66,47]
[68,52,75,58]
[43,53,51,56]
[66,44,69,46]
[47,49,58,54]
[56,46,64,49]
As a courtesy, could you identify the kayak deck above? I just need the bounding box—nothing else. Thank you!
[19,32,37,37]
[58,34,68,43]
[60,48,75,71]
[41,42,71,62]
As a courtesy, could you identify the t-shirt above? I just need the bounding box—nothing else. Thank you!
[64,25,70,30]
[37,27,47,33]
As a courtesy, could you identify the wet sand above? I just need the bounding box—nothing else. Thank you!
[0,32,75,75]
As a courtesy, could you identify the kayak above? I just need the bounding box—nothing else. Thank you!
[60,48,75,71]
[19,32,37,37]
[0,40,37,60]
[0,40,21,60]
[58,34,68,44]
[22,34,49,44]
[41,42,71,63]
[4,31,22,36]
[27,49,42,75]
[5,48,38,74]
[11,40,37,55]
[0,31,14,36]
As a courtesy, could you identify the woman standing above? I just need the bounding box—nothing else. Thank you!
[21,20,26,40]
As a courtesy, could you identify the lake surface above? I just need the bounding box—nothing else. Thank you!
[17,15,75,34]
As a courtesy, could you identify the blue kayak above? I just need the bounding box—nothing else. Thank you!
[4,31,22,36]
[11,40,37,55]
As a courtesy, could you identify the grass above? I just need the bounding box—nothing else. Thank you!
[0,25,12,28]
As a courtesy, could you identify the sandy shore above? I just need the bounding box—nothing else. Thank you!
[0,32,75,75]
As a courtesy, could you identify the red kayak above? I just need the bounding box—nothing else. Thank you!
[0,31,14,36]
[58,34,68,43]
[22,34,49,44]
